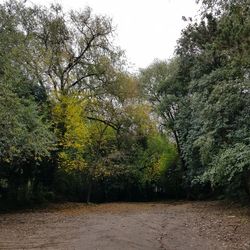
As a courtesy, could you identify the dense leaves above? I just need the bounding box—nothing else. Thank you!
[140,0,250,199]
[0,0,177,205]
[1,0,249,205]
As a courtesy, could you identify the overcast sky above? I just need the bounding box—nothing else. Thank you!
[28,0,200,70]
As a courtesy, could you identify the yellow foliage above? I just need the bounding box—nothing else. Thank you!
[125,103,157,135]
[52,94,90,171]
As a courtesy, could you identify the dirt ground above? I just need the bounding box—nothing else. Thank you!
[0,201,250,250]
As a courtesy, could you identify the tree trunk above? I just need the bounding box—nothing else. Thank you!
[164,111,186,171]
[172,129,186,171]
[243,169,250,197]
[86,179,92,204]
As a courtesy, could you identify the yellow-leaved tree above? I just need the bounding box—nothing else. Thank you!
[52,94,90,172]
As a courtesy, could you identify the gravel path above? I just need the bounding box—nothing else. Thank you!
[0,202,250,250]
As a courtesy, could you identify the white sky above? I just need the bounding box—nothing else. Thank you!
[22,0,200,70]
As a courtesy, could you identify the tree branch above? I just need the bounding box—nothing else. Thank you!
[86,116,118,131]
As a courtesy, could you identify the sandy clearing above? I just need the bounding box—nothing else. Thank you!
[0,202,250,250]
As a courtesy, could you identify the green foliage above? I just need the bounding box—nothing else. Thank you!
[3,0,249,205]
[201,144,250,188]
[137,135,178,184]
[173,0,249,198]
[0,84,54,202]
[0,85,54,165]
[139,0,250,200]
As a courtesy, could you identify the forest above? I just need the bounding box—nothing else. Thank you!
[0,0,249,207]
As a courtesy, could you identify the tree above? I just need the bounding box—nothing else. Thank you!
[0,84,54,202]
[140,0,250,199]
[1,1,121,98]
[139,59,186,170]
[173,0,250,197]
[0,4,55,202]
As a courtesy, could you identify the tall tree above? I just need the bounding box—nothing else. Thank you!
[139,59,186,170]
[0,1,121,98]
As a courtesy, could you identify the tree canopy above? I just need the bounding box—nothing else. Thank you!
[0,0,249,206]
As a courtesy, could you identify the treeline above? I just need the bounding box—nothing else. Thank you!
[0,0,178,205]
[140,0,250,199]
[0,0,249,207]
